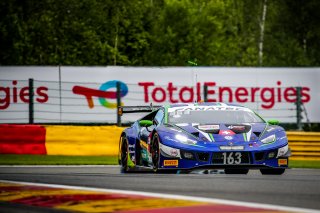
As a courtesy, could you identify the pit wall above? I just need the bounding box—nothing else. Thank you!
[0,125,319,160]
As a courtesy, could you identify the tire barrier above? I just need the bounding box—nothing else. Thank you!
[0,124,46,155]
[45,125,124,156]
[0,125,320,160]
[287,131,320,161]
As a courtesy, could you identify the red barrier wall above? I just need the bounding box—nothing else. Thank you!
[0,125,46,154]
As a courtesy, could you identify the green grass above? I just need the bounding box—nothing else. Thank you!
[0,155,319,168]
[0,155,118,165]
[289,160,320,169]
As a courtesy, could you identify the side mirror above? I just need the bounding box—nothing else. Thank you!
[267,119,279,125]
[139,120,153,127]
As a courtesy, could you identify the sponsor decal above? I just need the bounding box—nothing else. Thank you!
[73,80,128,109]
[225,136,233,140]
[220,146,244,150]
[219,130,235,135]
[227,125,246,131]
[164,160,179,166]
[198,125,220,131]
[140,140,148,150]
[249,142,259,147]
[278,159,288,166]
[168,106,249,113]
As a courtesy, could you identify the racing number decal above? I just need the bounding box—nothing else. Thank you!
[222,152,242,164]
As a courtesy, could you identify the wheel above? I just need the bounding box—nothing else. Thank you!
[151,133,160,172]
[260,168,285,175]
[224,169,249,174]
[120,136,129,173]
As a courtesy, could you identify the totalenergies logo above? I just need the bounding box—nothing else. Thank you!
[72,80,128,109]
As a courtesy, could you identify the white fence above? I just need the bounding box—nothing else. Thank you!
[0,66,319,123]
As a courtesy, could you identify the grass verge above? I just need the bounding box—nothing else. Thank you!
[289,160,320,169]
[0,155,319,168]
[0,155,118,165]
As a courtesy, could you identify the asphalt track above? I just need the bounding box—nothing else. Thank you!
[0,166,320,212]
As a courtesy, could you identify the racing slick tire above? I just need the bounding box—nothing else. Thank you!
[120,136,129,173]
[260,168,285,175]
[151,133,160,173]
[224,169,249,174]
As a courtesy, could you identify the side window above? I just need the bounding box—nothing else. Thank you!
[154,109,164,125]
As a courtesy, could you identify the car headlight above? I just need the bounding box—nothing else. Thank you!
[175,134,197,145]
[261,134,276,144]
[277,144,289,157]
[160,143,181,158]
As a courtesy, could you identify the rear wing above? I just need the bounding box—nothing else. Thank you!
[117,105,162,116]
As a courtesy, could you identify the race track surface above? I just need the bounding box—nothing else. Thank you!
[0,166,319,212]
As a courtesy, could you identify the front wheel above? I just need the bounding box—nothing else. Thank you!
[224,169,249,174]
[260,168,285,175]
[120,136,129,173]
[151,133,160,172]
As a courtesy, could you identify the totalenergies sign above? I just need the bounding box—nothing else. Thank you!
[137,81,310,109]
[71,80,310,110]
[0,79,310,111]
[0,80,49,110]
[0,66,319,123]
[72,80,128,109]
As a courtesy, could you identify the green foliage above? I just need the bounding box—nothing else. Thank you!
[0,0,319,66]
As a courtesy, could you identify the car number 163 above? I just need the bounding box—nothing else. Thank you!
[222,152,242,164]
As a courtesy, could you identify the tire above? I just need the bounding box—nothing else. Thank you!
[260,168,285,175]
[151,133,160,172]
[224,169,249,174]
[120,136,129,173]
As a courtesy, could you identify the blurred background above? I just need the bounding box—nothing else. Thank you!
[0,0,319,130]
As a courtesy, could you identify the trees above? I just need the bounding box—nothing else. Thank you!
[264,0,320,66]
[0,0,319,66]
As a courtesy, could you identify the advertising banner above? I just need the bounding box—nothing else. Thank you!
[0,66,319,123]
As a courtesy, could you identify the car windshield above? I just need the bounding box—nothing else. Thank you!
[168,109,264,124]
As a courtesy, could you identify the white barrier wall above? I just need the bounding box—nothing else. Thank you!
[0,66,319,123]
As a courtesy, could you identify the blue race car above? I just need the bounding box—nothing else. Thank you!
[118,103,290,175]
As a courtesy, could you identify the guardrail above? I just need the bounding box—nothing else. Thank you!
[287,131,320,161]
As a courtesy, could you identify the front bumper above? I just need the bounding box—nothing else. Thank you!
[159,144,291,170]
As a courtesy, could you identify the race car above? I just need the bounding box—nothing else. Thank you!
[118,102,290,175]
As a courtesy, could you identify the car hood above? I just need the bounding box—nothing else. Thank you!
[161,122,281,143]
